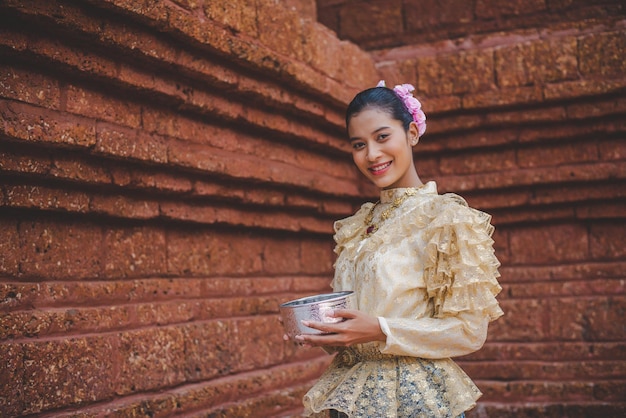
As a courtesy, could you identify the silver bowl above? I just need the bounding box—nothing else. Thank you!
[280,291,355,339]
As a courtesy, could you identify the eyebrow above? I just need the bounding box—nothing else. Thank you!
[349,126,391,142]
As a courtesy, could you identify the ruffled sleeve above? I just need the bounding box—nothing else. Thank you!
[422,193,503,321]
[378,193,503,359]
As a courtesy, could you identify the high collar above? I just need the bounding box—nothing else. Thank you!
[379,181,437,203]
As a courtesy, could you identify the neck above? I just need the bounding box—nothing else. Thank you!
[381,171,423,190]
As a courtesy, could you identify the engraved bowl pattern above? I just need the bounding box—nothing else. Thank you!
[280,291,355,339]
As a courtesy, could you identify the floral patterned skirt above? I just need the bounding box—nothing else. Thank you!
[303,345,480,418]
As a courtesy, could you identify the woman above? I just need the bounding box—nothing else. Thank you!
[293,81,503,418]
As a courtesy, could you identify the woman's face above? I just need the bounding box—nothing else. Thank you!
[348,107,420,189]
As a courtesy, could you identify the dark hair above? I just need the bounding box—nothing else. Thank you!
[345,87,413,132]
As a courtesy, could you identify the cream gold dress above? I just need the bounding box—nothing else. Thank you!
[303,181,503,418]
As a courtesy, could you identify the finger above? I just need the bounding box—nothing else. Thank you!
[301,320,327,331]
[330,309,357,319]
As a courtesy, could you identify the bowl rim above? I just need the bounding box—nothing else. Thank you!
[279,290,354,308]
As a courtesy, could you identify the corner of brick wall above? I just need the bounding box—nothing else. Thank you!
[0,0,378,416]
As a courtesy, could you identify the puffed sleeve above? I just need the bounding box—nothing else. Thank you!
[379,194,503,359]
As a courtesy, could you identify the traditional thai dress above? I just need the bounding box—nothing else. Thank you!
[303,181,504,418]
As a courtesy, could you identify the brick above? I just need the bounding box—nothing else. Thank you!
[206,383,310,417]
[423,94,462,113]
[261,237,302,275]
[486,105,567,125]
[590,222,626,260]
[96,393,179,418]
[0,146,51,175]
[506,278,625,299]
[418,49,495,96]
[66,84,142,128]
[171,0,200,11]
[509,223,588,264]
[102,227,166,278]
[476,0,547,18]
[405,0,474,31]
[257,2,305,60]
[0,64,61,109]
[117,167,192,193]
[28,34,118,79]
[20,336,115,414]
[495,38,578,88]
[577,202,626,220]
[0,342,24,416]
[0,305,133,339]
[166,229,264,276]
[117,326,187,395]
[500,261,626,283]
[470,402,626,418]
[599,138,625,161]
[517,141,599,168]
[90,194,159,220]
[136,300,197,327]
[7,0,102,35]
[544,77,626,100]
[204,0,258,37]
[579,31,626,78]
[95,123,168,164]
[338,0,403,41]
[549,296,626,341]
[50,154,111,184]
[0,218,20,276]
[440,149,517,174]
[489,299,549,341]
[18,220,102,279]
[298,239,334,275]
[468,341,626,362]
[306,23,347,80]
[463,85,543,109]
[0,100,97,148]
[594,380,626,402]
[183,320,236,382]
[566,96,626,120]
[464,359,625,381]
[491,206,576,225]
[376,60,419,90]
[478,380,595,402]
[3,185,90,213]
[232,316,285,372]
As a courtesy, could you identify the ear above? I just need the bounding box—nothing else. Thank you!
[408,121,420,146]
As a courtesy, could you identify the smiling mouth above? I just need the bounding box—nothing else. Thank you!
[369,161,391,175]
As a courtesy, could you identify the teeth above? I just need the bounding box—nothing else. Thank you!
[370,162,391,172]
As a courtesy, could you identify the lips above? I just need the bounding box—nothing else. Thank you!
[369,161,392,175]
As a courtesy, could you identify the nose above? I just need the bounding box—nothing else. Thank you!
[366,143,382,161]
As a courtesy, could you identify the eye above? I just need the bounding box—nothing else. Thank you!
[377,133,390,141]
[351,141,365,150]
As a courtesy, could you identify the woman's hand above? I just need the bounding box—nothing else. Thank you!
[294,309,386,347]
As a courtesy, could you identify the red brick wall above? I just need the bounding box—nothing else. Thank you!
[2,0,625,417]
[0,0,379,416]
[317,0,626,416]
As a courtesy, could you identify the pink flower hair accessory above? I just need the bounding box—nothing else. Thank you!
[377,80,426,137]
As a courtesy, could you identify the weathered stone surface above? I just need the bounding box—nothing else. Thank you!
[1,0,624,417]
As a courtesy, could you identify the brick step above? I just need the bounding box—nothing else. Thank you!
[0,213,337,280]
[464,341,626,362]
[2,343,330,417]
[476,379,626,403]
[460,360,626,381]
[0,288,334,340]
[469,400,626,418]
